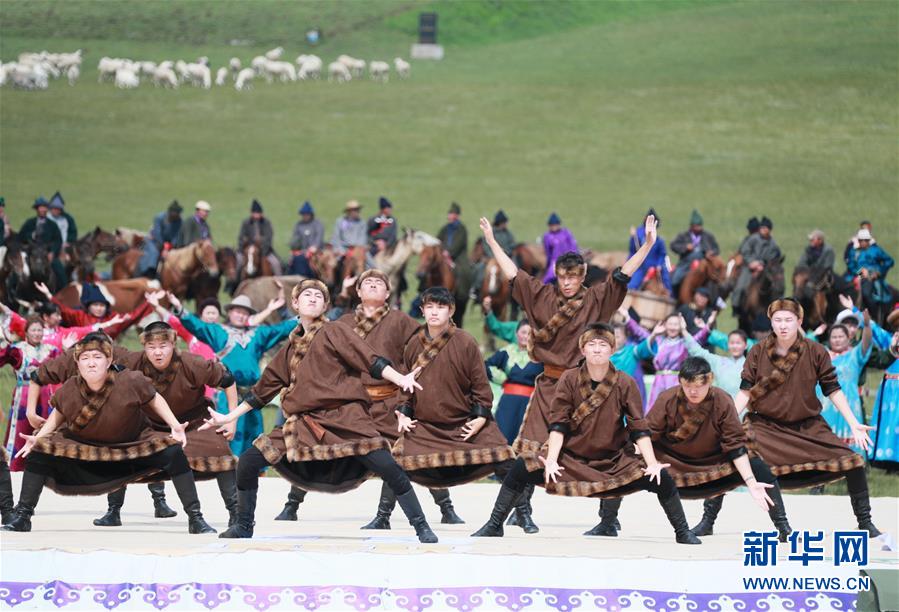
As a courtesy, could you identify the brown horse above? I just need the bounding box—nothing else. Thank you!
[0,235,28,309]
[52,278,163,314]
[160,240,219,298]
[64,227,126,283]
[240,242,274,282]
[111,248,142,280]
[514,243,547,279]
[416,245,455,293]
[339,247,368,289]
[373,229,440,307]
[677,254,728,305]
[792,266,844,330]
[738,258,785,334]
[308,245,339,290]
[481,259,511,320]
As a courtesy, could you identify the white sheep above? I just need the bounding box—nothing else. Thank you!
[234,67,255,91]
[394,57,410,79]
[264,46,284,60]
[328,61,352,83]
[368,60,390,82]
[0,64,7,87]
[215,67,229,86]
[337,54,366,78]
[56,49,82,70]
[140,61,158,77]
[98,57,123,82]
[152,65,178,88]
[263,59,296,82]
[66,64,80,85]
[296,55,322,80]
[183,62,211,88]
[229,57,242,73]
[114,67,139,89]
[250,55,267,74]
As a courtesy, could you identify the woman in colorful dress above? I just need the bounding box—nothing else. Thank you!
[0,315,60,471]
[485,319,543,444]
[867,308,899,470]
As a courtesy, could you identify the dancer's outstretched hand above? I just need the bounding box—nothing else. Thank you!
[396,411,417,433]
[170,422,188,447]
[642,462,670,485]
[538,456,565,483]
[851,423,874,452]
[16,433,38,458]
[748,481,775,511]
[396,368,423,394]
[461,417,486,441]
[199,407,233,432]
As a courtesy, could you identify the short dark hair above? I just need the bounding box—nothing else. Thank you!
[37,302,60,317]
[554,251,585,274]
[516,317,530,331]
[679,356,712,382]
[728,329,748,343]
[828,324,850,339]
[196,298,222,316]
[420,286,455,308]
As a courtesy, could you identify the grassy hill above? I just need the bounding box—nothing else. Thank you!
[0,1,896,493]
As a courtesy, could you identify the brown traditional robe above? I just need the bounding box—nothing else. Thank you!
[510,269,629,460]
[30,370,179,495]
[648,386,751,498]
[741,336,863,489]
[249,320,390,493]
[536,362,651,498]
[118,351,236,478]
[32,348,235,478]
[392,327,513,487]
[337,308,420,441]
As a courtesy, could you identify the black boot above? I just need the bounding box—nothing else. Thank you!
[171,472,215,534]
[216,472,239,528]
[584,498,622,537]
[510,483,539,534]
[149,482,177,518]
[219,488,257,538]
[690,496,724,537]
[2,471,45,532]
[430,488,464,524]
[93,488,126,527]
[849,487,882,538]
[659,492,702,545]
[395,489,438,543]
[766,485,793,542]
[0,461,15,525]
[361,483,395,530]
[471,483,523,537]
[274,486,306,521]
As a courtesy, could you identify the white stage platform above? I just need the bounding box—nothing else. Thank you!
[1,476,896,610]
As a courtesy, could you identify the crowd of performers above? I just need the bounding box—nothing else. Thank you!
[0,212,893,547]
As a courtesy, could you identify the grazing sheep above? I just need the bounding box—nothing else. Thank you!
[394,57,410,79]
[368,60,390,82]
[328,61,352,83]
[263,60,296,83]
[250,55,267,74]
[229,57,242,73]
[296,54,323,80]
[152,65,178,88]
[183,62,211,88]
[66,64,80,85]
[0,64,7,87]
[264,46,284,60]
[114,67,139,89]
[139,61,158,77]
[234,67,255,91]
[98,57,123,82]
[215,67,228,86]
[337,54,366,78]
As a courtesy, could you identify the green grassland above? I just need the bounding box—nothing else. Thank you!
[0,0,896,494]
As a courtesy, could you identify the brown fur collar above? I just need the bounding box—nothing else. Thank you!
[70,373,117,431]
[664,388,713,444]
[410,326,456,374]
[280,318,326,402]
[139,353,182,394]
[569,364,618,431]
[748,335,806,403]
[352,303,390,339]
[527,286,587,360]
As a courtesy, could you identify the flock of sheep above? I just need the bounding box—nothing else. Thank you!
[0,46,411,92]
[0,49,83,89]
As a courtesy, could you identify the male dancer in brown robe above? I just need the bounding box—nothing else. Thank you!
[479,213,658,533]
[201,280,439,543]
[644,356,791,539]
[3,333,214,533]
[471,323,701,544]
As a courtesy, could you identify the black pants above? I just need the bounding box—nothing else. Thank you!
[237,447,412,496]
[502,456,678,500]
[27,445,191,482]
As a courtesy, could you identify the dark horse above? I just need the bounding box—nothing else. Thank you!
[738,257,786,335]
[792,266,848,331]
[416,244,469,327]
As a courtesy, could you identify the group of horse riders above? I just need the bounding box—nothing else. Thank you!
[3,194,895,333]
